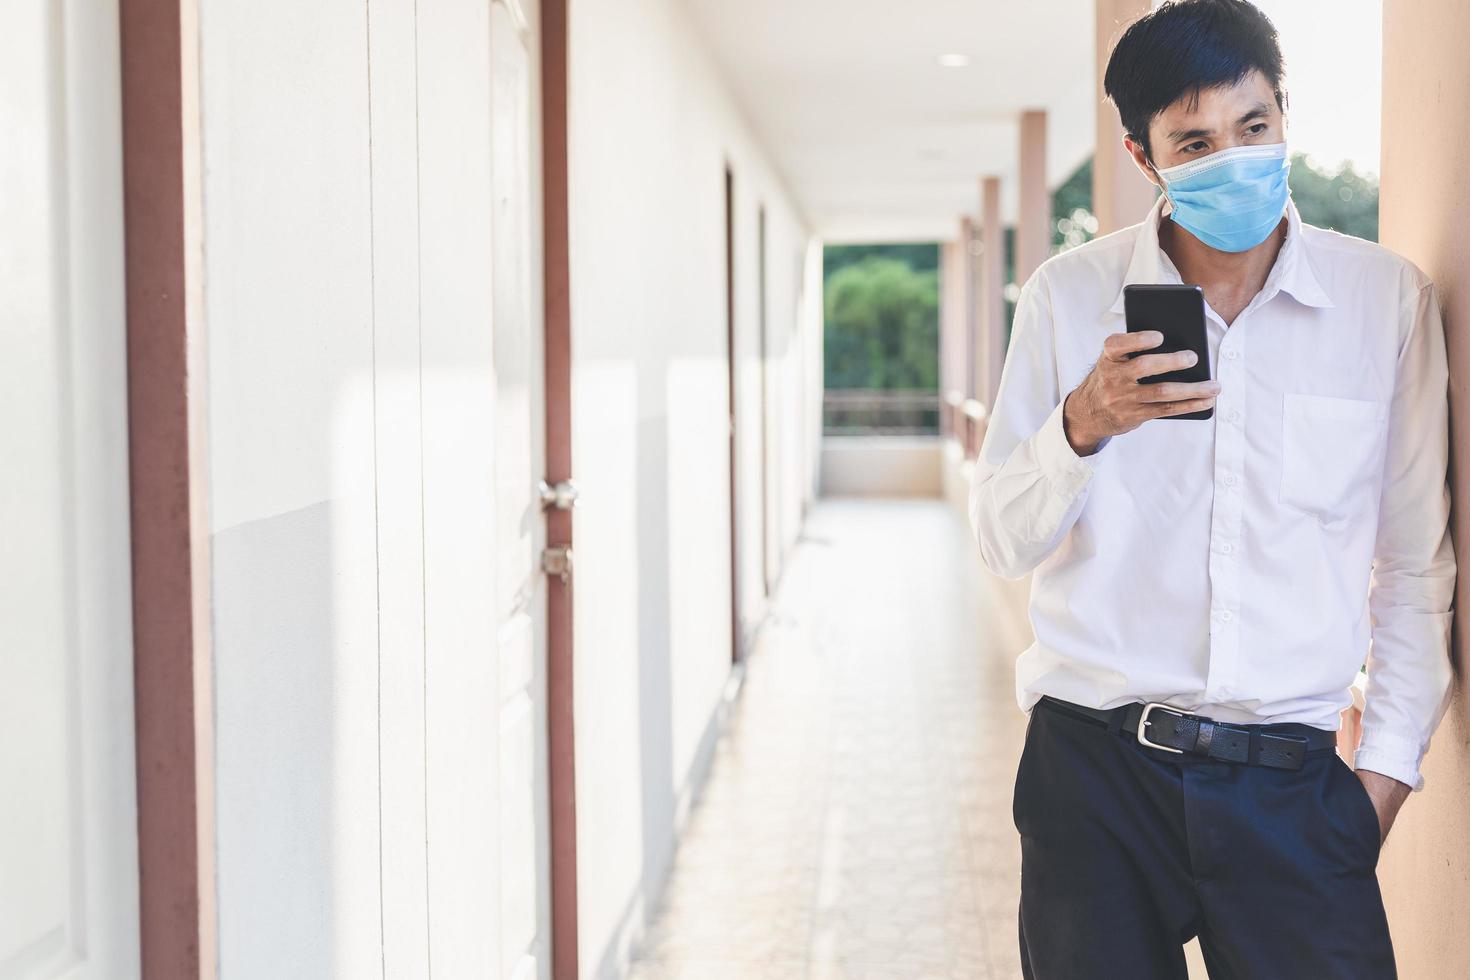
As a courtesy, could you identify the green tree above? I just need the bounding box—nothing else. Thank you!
[823,256,939,391]
[1288,153,1378,241]
[1052,156,1101,252]
[824,242,940,280]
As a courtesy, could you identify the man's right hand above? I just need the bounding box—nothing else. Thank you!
[1062,330,1222,456]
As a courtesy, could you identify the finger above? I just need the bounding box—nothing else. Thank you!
[1126,349,1201,380]
[1102,330,1164,361]
[1135,380,1221,403]
[1151,396,1218,418]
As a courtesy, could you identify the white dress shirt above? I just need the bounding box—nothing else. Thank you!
[969,193,1454,790]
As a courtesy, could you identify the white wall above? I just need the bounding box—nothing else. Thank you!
[566,1,822,975]
[0,1,141,974]
[820,439,943,497]
[199,2,383,973]
[201,1,542,976]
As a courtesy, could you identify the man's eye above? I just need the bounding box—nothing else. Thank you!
[1247,123,1268,136]
[1184,142,1208,153]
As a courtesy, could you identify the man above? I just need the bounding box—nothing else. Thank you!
[968,1,1453,976]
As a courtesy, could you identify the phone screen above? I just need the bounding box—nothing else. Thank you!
[1123,284,1212,421]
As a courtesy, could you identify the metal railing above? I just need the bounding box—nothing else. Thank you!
[822,389,941,436]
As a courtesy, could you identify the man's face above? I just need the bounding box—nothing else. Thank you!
[1127,69,1285,184]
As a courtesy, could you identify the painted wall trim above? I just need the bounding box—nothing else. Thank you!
[540,1,580,977]
[725,164,742,663]
[119,0,216,977]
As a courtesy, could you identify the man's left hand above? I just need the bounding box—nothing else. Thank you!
[1357,769,1412,844]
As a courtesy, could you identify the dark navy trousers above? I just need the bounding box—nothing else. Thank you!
[1014,697,1394,979]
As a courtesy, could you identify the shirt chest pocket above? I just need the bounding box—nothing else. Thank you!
[1280,393,1389,527]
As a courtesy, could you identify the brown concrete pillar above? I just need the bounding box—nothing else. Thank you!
[1372,2,1470,975]
[959,216,978,399]
[1016,109,1050,288]
[939,237,965,434]
[978,176,1006,407]
[1094,0,1158,234]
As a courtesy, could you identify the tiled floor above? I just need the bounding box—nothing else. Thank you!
[626,497,1039,979]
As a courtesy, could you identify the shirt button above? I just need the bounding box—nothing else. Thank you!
[1224,473,1238,486]
[1228,409,1242,423]
[1225,348,1240,360]
[1221,610,1234,622]
[1221,543,1234,554]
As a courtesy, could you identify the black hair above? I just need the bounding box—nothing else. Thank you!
[1103,0,1286,160]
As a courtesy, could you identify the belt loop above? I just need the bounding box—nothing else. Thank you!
[1107,705,1126,737]
[1247,730,1262,765]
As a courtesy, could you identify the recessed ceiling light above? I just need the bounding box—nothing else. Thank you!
[937,53,970,68]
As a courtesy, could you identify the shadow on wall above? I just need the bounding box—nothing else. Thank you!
[210,372,390,975]
[636,359,676,961]
[213,499,340,978]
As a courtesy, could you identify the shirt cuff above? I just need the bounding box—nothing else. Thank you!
[1352,736,1426,793]
[1033,397,1103,497]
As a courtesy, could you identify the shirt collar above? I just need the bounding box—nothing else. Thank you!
[1105,194,1334,315]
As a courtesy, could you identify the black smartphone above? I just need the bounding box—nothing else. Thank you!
[1122,283,1212,421]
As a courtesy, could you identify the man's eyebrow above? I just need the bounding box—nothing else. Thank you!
[1166,102,1275,143]
[1236,102,1272,124]
[1166,126,1213,142]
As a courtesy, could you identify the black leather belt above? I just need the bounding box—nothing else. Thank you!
[1037,696,1338,771]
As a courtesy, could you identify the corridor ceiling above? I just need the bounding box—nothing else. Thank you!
[684,0,1098,242]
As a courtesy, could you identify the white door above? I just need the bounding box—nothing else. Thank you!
[487,2,551,977]
[421,0,550,977]
[0,1,141,977]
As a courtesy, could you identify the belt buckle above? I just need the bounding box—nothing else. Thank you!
[1136,701,1186,754]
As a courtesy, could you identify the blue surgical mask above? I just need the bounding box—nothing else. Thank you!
[1153,142,1291,253]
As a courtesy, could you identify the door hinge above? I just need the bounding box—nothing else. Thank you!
[541,545,573,584]
[538,478,580,511]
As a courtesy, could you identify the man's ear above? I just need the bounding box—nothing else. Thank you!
[1124,135,1163,189]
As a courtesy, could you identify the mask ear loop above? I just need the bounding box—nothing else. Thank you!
[1143,155,1174,215]
[1131,134,1170,203]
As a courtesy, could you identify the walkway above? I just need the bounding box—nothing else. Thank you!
[627,497,1037,979]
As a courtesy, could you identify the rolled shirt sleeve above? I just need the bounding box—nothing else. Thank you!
[968,270,1101,580]
[1354,281,1456,792]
